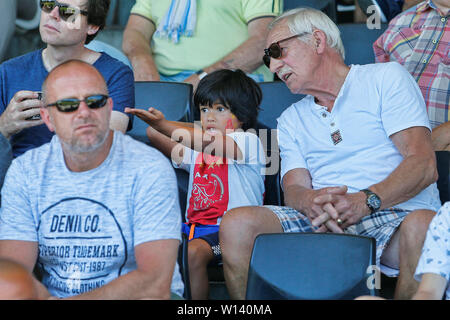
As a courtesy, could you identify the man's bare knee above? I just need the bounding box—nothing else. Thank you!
[400,210,435,244]
[220,206,282,248]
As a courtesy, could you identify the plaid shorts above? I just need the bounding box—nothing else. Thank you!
[265,205,410,274]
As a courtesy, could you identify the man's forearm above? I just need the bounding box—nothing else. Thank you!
[431,122,450,151]
[63,268,172,300]
[370,154,437,209]
[122,19,160,81]
[203,17,274,74]
[204,37,264,74]
[284,184,314,213]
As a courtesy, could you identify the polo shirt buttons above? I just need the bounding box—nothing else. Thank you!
[441,17,446,23]
[422,58,428,63]
[330,122,335,127]
[432,39,437,44]
[321,113,327,118]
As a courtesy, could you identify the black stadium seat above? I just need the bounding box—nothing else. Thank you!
[283,0,337,22]
[436,151,450,204]
[128,81,193,144]
[256,81,304,206]
[246,233,378,299]
[338,23,388,65]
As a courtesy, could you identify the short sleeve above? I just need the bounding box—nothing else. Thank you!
[380,62,431,137]
[172,145,193,172]
[226,131,266,167]
[132,156,182,247]
[107,63,135,113]
[414,203,450,283]
[0,158,38,242]
[242,0,281,23]
[277,109,307,183]
[130,0,154,22]
[373,32,390,63]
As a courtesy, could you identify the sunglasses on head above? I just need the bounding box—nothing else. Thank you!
[263,32,309,68]
[46,95,109,113]
[40,0,88,21]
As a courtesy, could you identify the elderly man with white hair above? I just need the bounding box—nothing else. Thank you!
[219,8,441,300]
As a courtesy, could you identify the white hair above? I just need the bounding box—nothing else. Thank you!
[269,7,345,60]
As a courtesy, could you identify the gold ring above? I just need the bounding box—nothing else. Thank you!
[336,218,343,225]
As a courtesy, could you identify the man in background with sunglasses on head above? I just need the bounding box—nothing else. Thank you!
[0,60,184,299]
[0,0,134,159]
[219,8,441,300]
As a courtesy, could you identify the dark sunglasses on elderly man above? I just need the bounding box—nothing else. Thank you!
[263,32,309,68]
[40,0,89,21]
[46,95,109,113]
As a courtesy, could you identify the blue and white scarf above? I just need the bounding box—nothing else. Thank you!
[155,0,197,44]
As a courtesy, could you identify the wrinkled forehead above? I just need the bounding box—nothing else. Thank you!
[266,23,293,47]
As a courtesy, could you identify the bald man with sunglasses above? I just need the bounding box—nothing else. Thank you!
[0,0,134,158]
[219,8,441,300]
[0,60,184,299]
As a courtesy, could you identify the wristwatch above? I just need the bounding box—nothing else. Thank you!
[196,70,208,80]
[360,189,381,214]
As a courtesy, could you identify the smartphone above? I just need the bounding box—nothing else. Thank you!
[26,92,43,121]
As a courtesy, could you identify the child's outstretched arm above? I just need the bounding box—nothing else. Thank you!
[145,126,185,165]
[125,107,243,160]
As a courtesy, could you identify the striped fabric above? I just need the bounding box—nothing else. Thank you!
[266,205,410,271]
[373,1,449,129]
[155,0,197,43]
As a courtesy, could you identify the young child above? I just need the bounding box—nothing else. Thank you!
[125,69,266,299]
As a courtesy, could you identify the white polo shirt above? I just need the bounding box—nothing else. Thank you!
[277,62,441,212]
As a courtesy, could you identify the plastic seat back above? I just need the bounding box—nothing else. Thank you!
[283,0,337,22]
[436,151,450,204]
[129,81,193,144]
[246,233,378,300]
[338,23,388,65]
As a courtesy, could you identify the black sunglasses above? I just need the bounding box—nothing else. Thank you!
[46,95,109,113]
[263,33,309,68]
[40,0,88,21]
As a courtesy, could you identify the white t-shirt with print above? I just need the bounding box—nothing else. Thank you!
[0,131,184,298]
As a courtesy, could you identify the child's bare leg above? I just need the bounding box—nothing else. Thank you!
[188,238,214,300]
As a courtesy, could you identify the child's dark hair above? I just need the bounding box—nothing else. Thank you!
[193,69,262,131]
[85,0,110,44]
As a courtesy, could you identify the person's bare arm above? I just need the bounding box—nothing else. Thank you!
[122,14,160,81]
[0,91,44,139]
[431,122,450,151]
[0,240,51,299]
[184,17,274,87]
[63,239,179,300]
[146,125,185,165]
[370,126,438,207]
[313,126,438,229]
[412,273,447,300]
[126,108,243,160]
[282,168,345,233]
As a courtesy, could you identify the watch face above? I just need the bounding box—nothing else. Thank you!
[368,194,381,210]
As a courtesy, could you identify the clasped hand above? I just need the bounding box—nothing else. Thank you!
[308,185,368,233]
